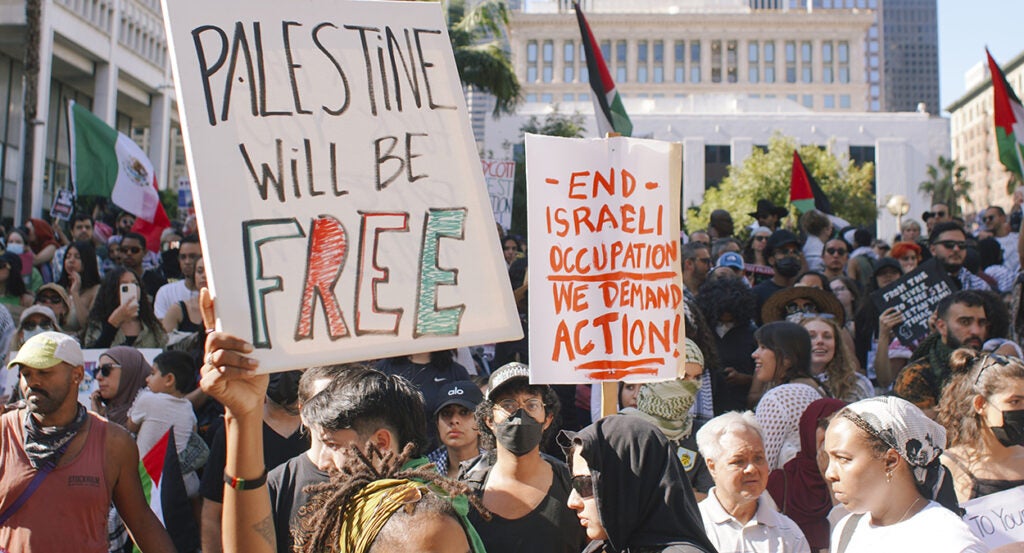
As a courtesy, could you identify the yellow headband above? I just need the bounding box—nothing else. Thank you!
[339,478,428,553]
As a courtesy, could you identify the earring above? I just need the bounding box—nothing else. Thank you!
[886,471,893,483]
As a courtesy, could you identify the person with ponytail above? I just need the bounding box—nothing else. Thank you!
[938,349,1024,503]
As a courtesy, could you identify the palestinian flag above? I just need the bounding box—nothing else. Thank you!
[136,430,200,553]
[574,2,632,137]
[986,49,1024,179]
[790,149,833,214]
[68,101,170,252]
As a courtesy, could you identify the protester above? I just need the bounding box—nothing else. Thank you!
[708,209,735,240]
[938,350,1024,503]
[798,315,873,402]
[562,415,718,553]
[929,222,991,291]
[696,277,757,415]
[741,226,773,286]
[749,199,788,232]
[900,219,923,245]
[871,257,903,290]
[794,271,830,289]
[90,345,150,427]
[829,275,862,330]
[25,218,59,280]
[766,398,845,553]
[162,256,206,339]
[682,241,712,298]
[55,240,101,331]
[8,305,60,355]
[0,252,34,318]
[752,230,805,321]
[376,350,471,449]
[0,332,175,552]
[696,411,810,553]
[823,397,986,552]
[153,234,202,319]
[890,241,922,274]
[461,362,586,553]
[5,229,42,293]
[503,236,522,267]
[84,267,167,348]
[977,237,1016,294]
[51,213,98,279]
[760,285,846,326]
[800,211,831,273]
[119,232,167,298]
[428,380,485,477]
[981,205,1019,273]
[821,238,849,281]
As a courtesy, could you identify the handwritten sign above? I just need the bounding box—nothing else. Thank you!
[526,135,684,384]
[50,189,74,221]
[162,0,522,372]
[481,159,515,232]
[962,485,1024,549]
[870,258,954,348]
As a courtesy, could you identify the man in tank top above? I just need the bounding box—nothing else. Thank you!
[0,332,175,553]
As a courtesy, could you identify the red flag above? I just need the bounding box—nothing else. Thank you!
[789,150,833,214]
[132,181,170,253]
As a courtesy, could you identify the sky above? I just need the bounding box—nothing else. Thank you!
[938,0,1024,114]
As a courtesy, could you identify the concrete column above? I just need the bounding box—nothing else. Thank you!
[93,62,119,125]
[875,137,913,242]
[26,13,55,221]
[682,137,706,215]
[149,89,173,192]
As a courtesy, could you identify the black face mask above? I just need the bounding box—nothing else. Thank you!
[991,409,1024,447]
[775,256,801,278]
[494,409,545,456]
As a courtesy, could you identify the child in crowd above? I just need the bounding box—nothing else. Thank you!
[127,350,200,497]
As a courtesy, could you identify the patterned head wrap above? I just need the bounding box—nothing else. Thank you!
[338,477,485,553]
[843,396,947,500]
[621,338,703,441]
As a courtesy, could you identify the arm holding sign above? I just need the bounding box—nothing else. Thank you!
[197,289,275,553]
[874,307,906,388]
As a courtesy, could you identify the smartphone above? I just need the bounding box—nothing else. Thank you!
[119,283,139,306]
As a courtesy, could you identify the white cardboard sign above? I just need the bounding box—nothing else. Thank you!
[962,485,1024,549]
[162,0,521,372]
[525,134,684,384]
[481,158,515,232]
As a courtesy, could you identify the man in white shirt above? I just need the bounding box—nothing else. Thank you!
[153,235,202,319]
[982,205,1020,274]
[696,411,810,553]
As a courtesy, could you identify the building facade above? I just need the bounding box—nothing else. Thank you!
[0,0,182,222]
[946,50,1024,211]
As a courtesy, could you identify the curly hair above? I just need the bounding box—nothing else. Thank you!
[798,315,861,401]
[295,442,488,553]
[695,277,756,326]
[475,380,561,454]
[938,349,1024,451]
[685,297,720,377]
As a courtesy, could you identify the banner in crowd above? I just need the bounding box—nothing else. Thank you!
[526,134,683,384]
[481,159,515,231]
[962,485,1024,549]
[162,0,521,372]
[870,258,954,349]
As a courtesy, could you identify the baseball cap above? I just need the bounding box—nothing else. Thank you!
[8,331,83,370]
[19,305,60,329]
[766,230,801,255]
[433,380,484,418]
[487,362,531,400]
[715,251,744,271]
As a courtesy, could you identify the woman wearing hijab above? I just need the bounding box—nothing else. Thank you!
[561,416,718,553]
[766,398,845,553]
[90,346,150,427]
[823,397,986,553]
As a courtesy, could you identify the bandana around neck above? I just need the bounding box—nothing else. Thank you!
[23,404,88,471]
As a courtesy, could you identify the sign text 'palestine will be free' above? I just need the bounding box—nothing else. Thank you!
[527,135,684,384]
[161,0,521,372]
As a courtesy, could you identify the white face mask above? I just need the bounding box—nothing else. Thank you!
[715,322,736,338]
[22,327,45,341]
[6,243,23,255]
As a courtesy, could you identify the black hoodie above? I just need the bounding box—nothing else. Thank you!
[564,416,719,553]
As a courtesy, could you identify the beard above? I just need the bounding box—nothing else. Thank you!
[946,332,982,350]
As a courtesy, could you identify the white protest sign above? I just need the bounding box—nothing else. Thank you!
[526,134,684,384]
[962,485,1024,549]
[162,0,522,373]
[481,159,515,231]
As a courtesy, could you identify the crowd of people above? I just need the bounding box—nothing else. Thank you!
[2,196,1024,553]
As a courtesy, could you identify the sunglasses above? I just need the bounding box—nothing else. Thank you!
[571,475,594,498]
[935,240,967,250]
[825,247,848,255]
[983,215,997,223]
[933,211,947,217]
[96,363,120,377]
[974,354,1012,385]
[122,246,143,254]
[21,321,53,332]
[36,295,63,305]
[753,236,768,242]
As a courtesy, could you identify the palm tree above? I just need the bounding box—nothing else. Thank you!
[447,0,521,116]
[919,155,972,217]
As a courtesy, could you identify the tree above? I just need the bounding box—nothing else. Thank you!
[919,155,972,217]
[689,134,877,233]
[508,109,586,235]
[447,0,521,116]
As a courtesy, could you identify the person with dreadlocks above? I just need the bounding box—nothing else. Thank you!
[197,290,487,553]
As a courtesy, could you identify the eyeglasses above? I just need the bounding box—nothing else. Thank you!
[570,475,594,498]
[36,295,63,305]
[934,211,948,218]
[974,354,1012,385]
[825,248,848,256]
[21,321,53,332]
[122,246,143,254]
[95,363,120,377]
[934,240,967,250]
[494,398,545,418]
[785,301,820,315]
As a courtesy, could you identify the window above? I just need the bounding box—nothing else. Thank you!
[822,41,834,84]
[580,43,589,82]
[527,41,538,82]
[653,40,664,83]
[727,40,738,83]
[764,41,775,83]
[785,41,796,83]
[839,94,851,108]
[802,94,813,108]
[563,41,575,82]
[748,41,759,83]
[690,41,701,83]
[705,145,731,189]
[801,41,812,83]
[525,93,537,103]
[542,40,554,83]
[824,94,835,108]
[637,40,648,83]
[616,40,627,83]
[675,41,685,82]
[711,40,722,83]
[541,93,553,104]
[563,93,575,102]
[601,40,611,64]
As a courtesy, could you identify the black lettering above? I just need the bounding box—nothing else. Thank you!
[282,21,312,115]
[413,28,456,111]
[345,24,380,116]
[312,23,351,116]
[252,22,290,117]
[240,140,286,202]
[222,22,259,122]
[191,25,228,126]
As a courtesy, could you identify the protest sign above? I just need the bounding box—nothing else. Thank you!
[962,485,1024,549]
[526,134,684,384]
[50,189,74,221]
[161,0,521,372]
[481,159,515,232]
[870,258,954,348]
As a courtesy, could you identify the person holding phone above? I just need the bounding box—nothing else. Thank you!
[83,267,166,349]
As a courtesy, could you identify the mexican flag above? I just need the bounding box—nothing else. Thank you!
[68,101,170,251]
[986,49,1024,179]
[136,430,199,553]
[574,1,632,137]
[790,150,833,214]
